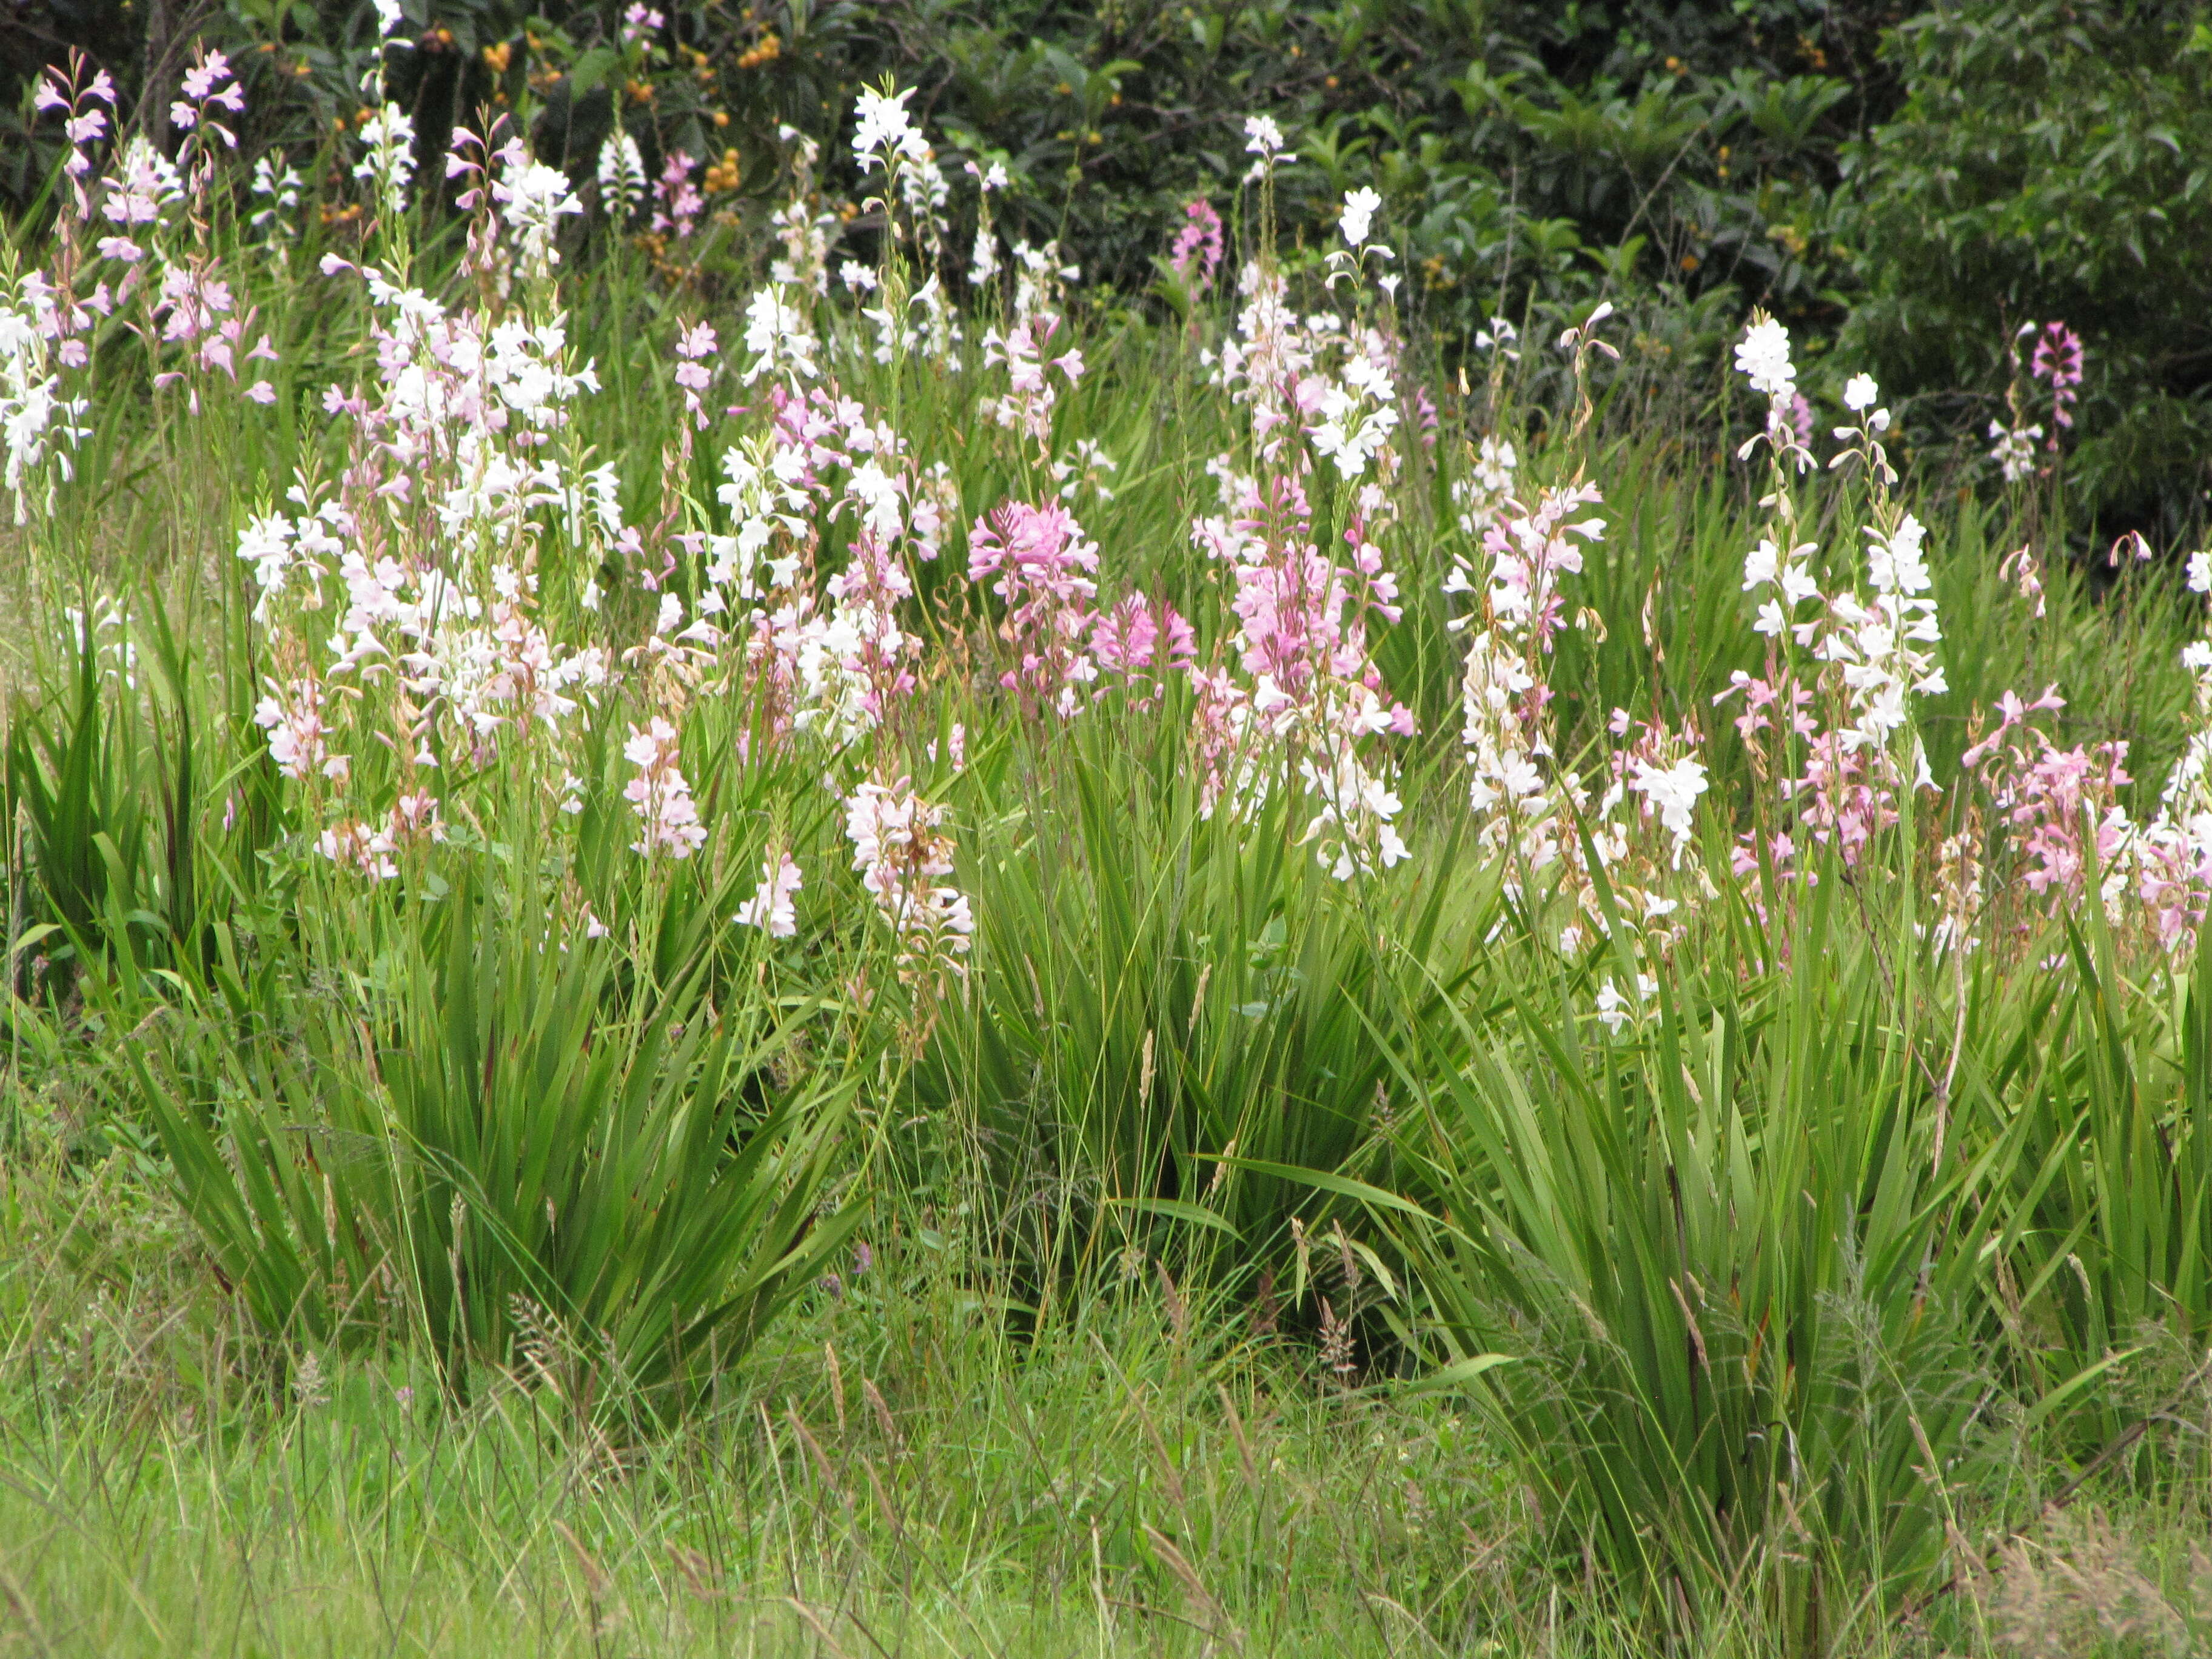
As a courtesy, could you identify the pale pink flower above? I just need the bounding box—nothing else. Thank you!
[623,716,707,858]
[735,853,803,937]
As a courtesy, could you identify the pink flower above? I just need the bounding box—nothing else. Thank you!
[1091,593,1195,703]
[967,498,1101,712]
[318,820,400,881]
[253,677,336,780]
[845,779,973,982]
[651,151,702,238]
[672,321,717,424]
[1967,685,2131,905]
[1168,198,1225,291]
[171,47,244,153]
[179,50,235,102]
[623,717,708,858]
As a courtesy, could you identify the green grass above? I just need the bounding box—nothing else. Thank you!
[1,1130,2207,1658]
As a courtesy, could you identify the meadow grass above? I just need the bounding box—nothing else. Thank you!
[3,1126,2205,1659]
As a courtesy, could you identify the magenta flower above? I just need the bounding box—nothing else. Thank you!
[1168,198,1225,292]
[967,498,1101,714]
[2030,321,2085,441]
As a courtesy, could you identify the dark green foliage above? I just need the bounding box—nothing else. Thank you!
[1841,0,2212,540]
[5,0,1880,338]
[1371,889,1999,1627]
[17,0,2212,517]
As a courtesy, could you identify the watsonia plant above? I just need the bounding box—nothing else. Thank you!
[925,694,1492,1284]
[1969,906,2212,1454]
[126,859,866,1413]
[1375,880,2036,1641]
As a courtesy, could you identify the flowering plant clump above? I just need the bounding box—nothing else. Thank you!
[1962,687,2131,911]
[1173,185,1430,878]
[1718,317,1949,892]
[966,500,1102,717]
[7,69,2159,985]
[1449,464,1712,984]
[16,58,2212,1269]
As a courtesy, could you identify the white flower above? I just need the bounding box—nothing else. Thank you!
[2190,551,2212,595]
[500,159,583,276]
[1734,317,1795,400]
[1557,300,1616,355]
[371,0,407,37]
[353,103,417,214]
[595,131,645,220]
[740,286,820,386]
[1595,979,1629,1033]
[1742,538,1781,592]
[1243,115,1284,157]
[1475,317,1520,358]
[1630,754,1708,854]
[1867,513,1932,597]
[852,85,919,170]
[1339,186,1381,249]
[1987,418,2040,484]
[1843,372,1879,412]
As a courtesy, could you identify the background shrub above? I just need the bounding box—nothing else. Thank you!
[1840,0,2212,541]
[9,0,2207,541]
